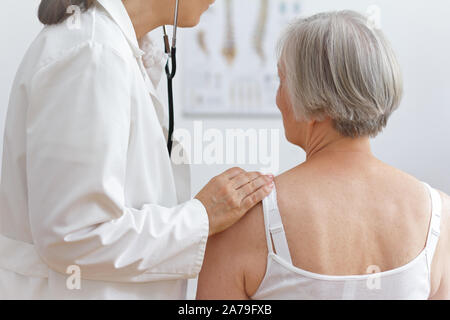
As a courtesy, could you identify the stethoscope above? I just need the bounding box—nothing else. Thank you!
[163,0,180,157]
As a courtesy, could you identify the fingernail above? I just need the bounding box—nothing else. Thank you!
[265,184,274,192]
[266,174,274,180]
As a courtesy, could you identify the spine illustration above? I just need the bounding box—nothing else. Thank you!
[222,0,237,66]
[253,0,269,64]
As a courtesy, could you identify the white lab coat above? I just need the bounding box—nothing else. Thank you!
[0,0,209,299]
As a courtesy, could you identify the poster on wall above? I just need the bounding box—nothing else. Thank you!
[182,0,302,116]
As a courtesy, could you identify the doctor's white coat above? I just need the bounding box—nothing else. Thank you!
[0,0,209,299]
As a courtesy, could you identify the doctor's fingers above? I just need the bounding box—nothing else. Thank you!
[223,167,245,180]
[230,171,263,189]
[240,183,274,213]
[236,174,274,200]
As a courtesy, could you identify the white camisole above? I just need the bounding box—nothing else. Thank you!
[251,183,442,300]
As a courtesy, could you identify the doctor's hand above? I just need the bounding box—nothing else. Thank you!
[195,167,274,236]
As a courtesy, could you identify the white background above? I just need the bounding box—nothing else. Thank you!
[178,0,450,195]
[0,0,449,300]
[1,0,449,195]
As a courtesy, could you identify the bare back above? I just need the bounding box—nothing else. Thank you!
[251,152,448,297]
[276,153,431,275]
[197,152,449,299]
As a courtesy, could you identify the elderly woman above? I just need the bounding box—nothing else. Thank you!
[196,11,449,300]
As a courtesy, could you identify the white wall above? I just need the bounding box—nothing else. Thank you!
[0,0,42,171]
[0,0,41,111]
[174,0,450,194]
[1,0,449,197]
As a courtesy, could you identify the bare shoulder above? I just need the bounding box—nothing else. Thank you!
[196,200,268,299]
[439,190,450,267]
[373,162,433,216]
[206,200,267,263]
[438,190,450,215]
[437,190,450,243]
[429,189,450,299]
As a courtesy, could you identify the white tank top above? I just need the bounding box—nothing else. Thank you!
[251,182,442,300]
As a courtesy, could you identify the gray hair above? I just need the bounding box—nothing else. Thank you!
[278,10,403,138]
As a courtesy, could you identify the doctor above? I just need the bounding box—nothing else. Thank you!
[0,0,274,299]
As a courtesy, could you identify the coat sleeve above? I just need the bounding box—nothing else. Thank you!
[26,42,209,283]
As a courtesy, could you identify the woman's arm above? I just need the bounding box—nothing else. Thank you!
[430,191,450,299]
[196,230,249,299]
[196,203,268,299]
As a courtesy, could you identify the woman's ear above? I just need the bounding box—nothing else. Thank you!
[306,118,317,134]
[309,116,335,130]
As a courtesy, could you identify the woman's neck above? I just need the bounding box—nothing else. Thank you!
[305,135,373,162]
[122,0,169,39]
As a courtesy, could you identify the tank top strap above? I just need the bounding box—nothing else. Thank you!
[422,182,442,272]
[262,184,293,264]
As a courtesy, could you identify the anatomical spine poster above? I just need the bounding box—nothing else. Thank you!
[182,0,302,116]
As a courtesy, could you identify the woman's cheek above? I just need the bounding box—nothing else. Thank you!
[277,84,290,115]
[276,86,282,110]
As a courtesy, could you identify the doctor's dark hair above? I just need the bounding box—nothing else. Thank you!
[38,0,94,25]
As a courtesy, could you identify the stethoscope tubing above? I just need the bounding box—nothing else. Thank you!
[164,0,180,157]
[165,48,176,157]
